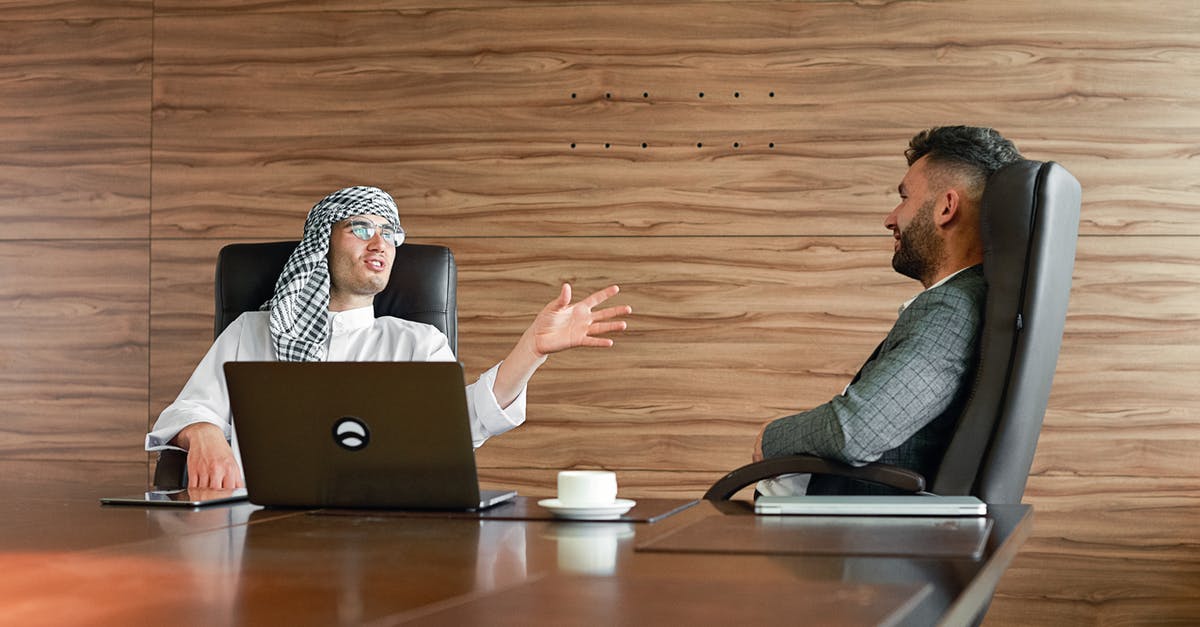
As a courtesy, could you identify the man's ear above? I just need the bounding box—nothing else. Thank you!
[934,188,961,227]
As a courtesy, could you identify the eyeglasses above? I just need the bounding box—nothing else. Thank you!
[346,219,405,247]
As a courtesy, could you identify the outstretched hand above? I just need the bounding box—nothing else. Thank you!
[491,283,632,410]
[529,284,631,357]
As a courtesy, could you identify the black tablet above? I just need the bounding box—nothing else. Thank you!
[100,487,249,507]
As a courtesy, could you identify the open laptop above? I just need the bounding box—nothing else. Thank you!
[225,361,517,511]
[755,495,987,516]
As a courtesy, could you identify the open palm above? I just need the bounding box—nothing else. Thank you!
[531,284,631,356]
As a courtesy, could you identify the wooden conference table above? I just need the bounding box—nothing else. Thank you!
[0,464,1030,626]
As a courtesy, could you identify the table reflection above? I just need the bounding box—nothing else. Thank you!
[149,504,256,624]
[542,522,635,576]
[474,520,528,588]
[228,511,539,624]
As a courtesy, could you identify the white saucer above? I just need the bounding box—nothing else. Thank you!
[538,498,636,520]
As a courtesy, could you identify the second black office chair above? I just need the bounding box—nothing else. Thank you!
[705,159,1082,505]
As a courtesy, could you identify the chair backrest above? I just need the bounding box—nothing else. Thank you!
[214,241,458,353]
[931,160,1081,504]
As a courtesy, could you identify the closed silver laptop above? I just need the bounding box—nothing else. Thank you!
[755,495,987,516]
[226,361,516,510]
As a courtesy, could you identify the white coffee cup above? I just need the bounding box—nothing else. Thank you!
[557,470,618,507]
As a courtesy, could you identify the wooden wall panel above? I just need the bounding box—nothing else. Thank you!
[0,9,151,468]
[151,4,1200,239]
[0,460,148,493]
[990,553,1200,626]
[0,241,148,463]
[148,238,229,425]
[990,476,1200,624]
[0,17,150,240]
[997,234,1200,624]
[1033,238,1200,479]
[0,2,147,20]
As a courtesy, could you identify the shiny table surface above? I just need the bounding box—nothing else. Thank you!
[0,462,1030,626]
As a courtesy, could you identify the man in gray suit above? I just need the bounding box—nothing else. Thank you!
[753,126,1022,495]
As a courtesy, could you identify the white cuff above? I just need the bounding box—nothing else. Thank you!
[144,416,229,451]
[756,473,812,497]
[467,362,526,447]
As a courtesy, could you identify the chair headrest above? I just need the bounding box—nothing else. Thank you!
[214,241,458,353]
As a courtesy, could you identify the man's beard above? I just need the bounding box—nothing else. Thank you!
[891,199,945,284]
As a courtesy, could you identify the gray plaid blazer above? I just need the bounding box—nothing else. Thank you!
[762,265,986,495]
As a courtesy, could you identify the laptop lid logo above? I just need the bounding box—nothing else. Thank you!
[332,417,370,451]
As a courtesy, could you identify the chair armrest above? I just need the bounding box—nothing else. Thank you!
[152,449,188,490]
[703,454,926,501]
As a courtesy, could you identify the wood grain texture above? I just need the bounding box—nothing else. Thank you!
[1032,238,1200,483]
[150,4,1200,238]
[1020,476,1200,561]
[147,238,228,429]
[0,17,151,240]
[0,460,149,500]
[0,241,149,463]
[1003,550,1200,598]
[150,0,1200,33]
[988,554,1200,627]
[0,1,148,20]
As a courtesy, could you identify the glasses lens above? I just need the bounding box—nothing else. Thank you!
[348,221,403,246]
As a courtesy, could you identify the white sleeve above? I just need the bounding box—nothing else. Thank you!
[466,362,527,448]
[425,336,527,449]
[144,316,244,451]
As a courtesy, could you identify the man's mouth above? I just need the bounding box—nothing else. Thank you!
[365,258,386,271]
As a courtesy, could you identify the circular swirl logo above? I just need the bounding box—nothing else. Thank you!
[332,416,370,451]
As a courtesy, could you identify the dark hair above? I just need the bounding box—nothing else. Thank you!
[906,126,1022,194]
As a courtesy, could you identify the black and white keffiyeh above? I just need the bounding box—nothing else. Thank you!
[263,186,401,362]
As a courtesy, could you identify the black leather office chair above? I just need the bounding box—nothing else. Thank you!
[212,241,457,347]
[705,159,1082,505]
[153,241,458,489]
